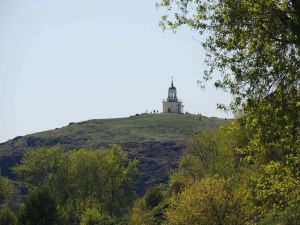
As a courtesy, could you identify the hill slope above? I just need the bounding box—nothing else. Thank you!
[0,113,227,193]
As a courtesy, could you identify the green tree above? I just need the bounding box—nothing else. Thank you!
[144,186,164,209]
[65,145,138,218]
[253,161,300,214]
[0,207,17,225]
[13,146,66,188]
[14,145,138,222]
[169,123,244,188]
[130,185,168,225]
[164,176,254,225]
[80,208,112,225]
[18,188,67,225]
[257,204,300,225]
[130,198,156,225]
[159,0,299,111]
[0,173,13,205]
[158,0,299,166]
[159,0,300,216]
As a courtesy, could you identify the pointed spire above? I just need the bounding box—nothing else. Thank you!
[171,76,174,87]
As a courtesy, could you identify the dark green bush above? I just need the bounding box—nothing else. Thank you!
[18,188,66,225]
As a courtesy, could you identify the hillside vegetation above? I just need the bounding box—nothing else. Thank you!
[0,113,226,193]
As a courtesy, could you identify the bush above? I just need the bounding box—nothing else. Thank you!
[144,186,164,209]
[80,208,118,225]
[80,208,102,225]
[164,176,254,225]
[130,185,168,225]
[0,207,17,225]
[130,199,155,225]
[18,188,66,225]
[0,174,13,204]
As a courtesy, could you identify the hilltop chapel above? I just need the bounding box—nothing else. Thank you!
[163,79,184,114]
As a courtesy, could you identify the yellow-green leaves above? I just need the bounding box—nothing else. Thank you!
[0,174,13,205]
[254,161,300,213]
[164,176,254,225]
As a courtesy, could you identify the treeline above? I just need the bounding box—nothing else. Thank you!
[0,145,138,225]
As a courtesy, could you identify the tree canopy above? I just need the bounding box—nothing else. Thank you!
[164,176,253,225]
[18,188,67,225]
[159,0,300,218]
[14,145,138,223]
[159,0,299,105]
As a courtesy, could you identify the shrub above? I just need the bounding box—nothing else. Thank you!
[18,188,66,225]
[164,176,254,225]
[0,207,17,225]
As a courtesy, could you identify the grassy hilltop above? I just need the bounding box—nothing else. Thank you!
[0,113,226,193]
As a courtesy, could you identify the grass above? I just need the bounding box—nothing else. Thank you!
[0,113,227,155]
[30,113,226,145]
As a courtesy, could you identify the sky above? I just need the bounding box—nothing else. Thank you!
[0,0,232,143]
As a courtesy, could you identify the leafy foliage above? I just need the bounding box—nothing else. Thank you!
[253,160,300,214]
[130,198,156,225]
[130,185,168,225]
[0,207,17,225]
[14,145,138,223]
[159,0,299,107]
[80,208,113,225]
[159,0,300,218]
[0,173,13,205]
[18,188,67,225]
[13,146,64,188]
[144,186,165,209]
[164,176,254,225]
[169,123,246,188]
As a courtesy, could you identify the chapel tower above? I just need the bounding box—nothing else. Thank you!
[162,79,184,113]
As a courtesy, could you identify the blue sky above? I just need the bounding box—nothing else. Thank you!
[0,0,231,142]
